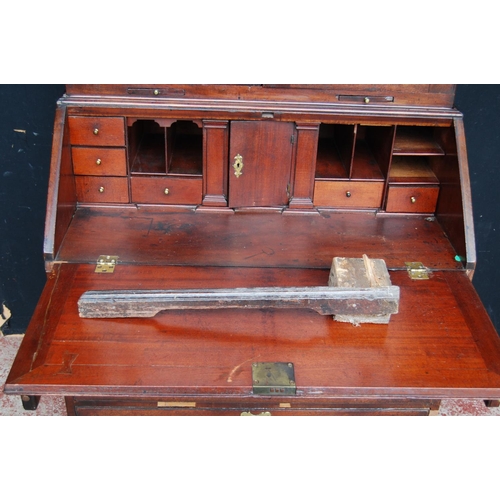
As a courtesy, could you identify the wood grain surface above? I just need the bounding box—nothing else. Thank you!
[6,264,500,399]
[54,208,464,271]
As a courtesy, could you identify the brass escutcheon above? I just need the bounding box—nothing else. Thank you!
[233,154,244,178]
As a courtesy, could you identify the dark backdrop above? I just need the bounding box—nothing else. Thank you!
[1,84,499,334]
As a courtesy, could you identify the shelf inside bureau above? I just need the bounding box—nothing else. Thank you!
[389,157,439,185]
[393,126,445,156]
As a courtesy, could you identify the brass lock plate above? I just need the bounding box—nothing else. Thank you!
[252,362,296,395]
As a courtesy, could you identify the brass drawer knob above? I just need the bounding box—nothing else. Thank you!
[99,186,105,193]
[364,97,370,104]
[96,159,102,165]
[154,89,160,96]
[93,128,99,135]
[346,191,352,198]
[410,196,416,204]
[164,188,170,195]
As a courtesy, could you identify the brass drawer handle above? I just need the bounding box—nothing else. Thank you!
[346,191,352,198]
[410,196,417,204]
[93,128,99,135]
[99,186,105,193]
[96,158,102,165]
[240,411,272,416]
[233,154,244,178]
[164,188,170,195]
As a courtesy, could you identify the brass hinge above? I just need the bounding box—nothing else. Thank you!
[405,262,430,280]
[95,255,118,273]
[252,362,296,395]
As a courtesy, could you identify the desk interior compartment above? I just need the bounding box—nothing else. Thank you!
[385,125,458,214]
[313,124,391,209]
[128,119,203,176]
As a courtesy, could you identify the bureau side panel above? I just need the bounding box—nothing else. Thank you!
[43,106,76,268]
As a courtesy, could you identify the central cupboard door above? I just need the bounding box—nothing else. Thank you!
[228,121,295,208]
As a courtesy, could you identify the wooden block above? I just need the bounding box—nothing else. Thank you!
[329,255,396,325]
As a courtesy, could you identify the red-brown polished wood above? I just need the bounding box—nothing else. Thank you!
[43,107,77,268]
[53,208,464,271]
[228,121,294,208]
[385,185,440,213]
[75,176,129,204]
[6,264,500,401]
[289,123,319,209]
[314,181,384,209]
[68,116,126,147]
[202,120,229,207]
[72,147,127,176]
[131,176,202,205]
[65,84,457,108]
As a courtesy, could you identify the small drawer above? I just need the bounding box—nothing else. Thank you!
[386,185,440,213]
[68,116,125,146]
[75,176,129,204]
[72,147,127,176]
[131,176,202,205]
[313,180,384,209]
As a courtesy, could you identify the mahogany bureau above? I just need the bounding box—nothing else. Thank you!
[5,84,500,416]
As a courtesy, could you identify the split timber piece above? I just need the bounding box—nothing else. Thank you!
[329,255,397,325]
[78,285,400,319]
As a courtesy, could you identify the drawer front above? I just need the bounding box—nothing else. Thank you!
[73,407,431,416]
[68,116,126,146]
[75,176,129,204]
[72,147,127,176]
[386,185,440,213]
[68,396,439,416]
[131,176,202,205]
[313,180,384,208]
